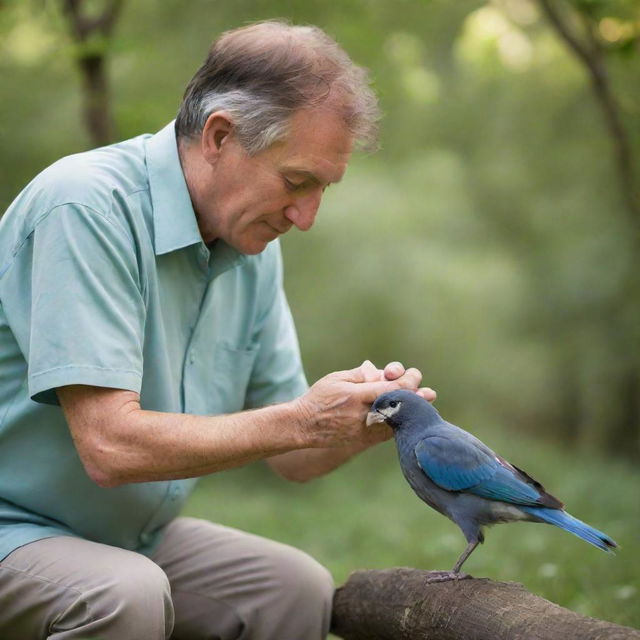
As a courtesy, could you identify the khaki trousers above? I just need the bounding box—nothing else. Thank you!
[0,517,334,640]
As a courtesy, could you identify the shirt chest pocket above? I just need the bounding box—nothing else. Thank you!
[184,342,258,416]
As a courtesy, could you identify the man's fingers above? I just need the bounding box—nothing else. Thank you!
[359,367,423,400]
[383,361,405,380]
[360,359,382,382]
[327,363,427,405]
[335,360,382,383]
[333,364,366,383]
[417,387,437,403]
[394,367,422,390]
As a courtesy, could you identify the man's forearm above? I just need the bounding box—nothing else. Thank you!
[58,385,308,487]
[267,440,381,483]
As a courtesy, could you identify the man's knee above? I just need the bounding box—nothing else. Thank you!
[273,544,334,608]
[104,554,173,611]
[0,537,175,640]
[259,541,334,637]
[58,552,174,639]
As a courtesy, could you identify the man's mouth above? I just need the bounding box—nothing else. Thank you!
[266,221,293,235]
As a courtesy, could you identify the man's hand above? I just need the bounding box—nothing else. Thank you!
[292,360,436,449]
[266,360,436,481]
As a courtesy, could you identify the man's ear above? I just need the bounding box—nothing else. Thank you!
[201,112,235,164]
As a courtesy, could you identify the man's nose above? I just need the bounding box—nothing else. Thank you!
[283,190,322,231]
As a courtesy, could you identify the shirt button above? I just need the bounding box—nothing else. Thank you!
[189,351,195,364]
[140,532,152,545]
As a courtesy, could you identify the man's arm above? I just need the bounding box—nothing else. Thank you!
[57,362,424,488]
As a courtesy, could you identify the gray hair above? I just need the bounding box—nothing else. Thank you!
[175,20,380,155]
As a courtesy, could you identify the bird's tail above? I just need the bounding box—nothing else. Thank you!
[519,506,618,552]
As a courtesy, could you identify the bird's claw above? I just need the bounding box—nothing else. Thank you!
[424,570,472,584]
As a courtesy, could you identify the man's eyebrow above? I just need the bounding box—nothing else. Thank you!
[283,169,322,184]
[283,168,341,185]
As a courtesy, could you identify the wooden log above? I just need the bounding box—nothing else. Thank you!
[331,568,640,640]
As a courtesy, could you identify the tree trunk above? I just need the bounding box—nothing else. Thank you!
[331,568,640,640]
[77,53,113,146]
[62,0,125,146]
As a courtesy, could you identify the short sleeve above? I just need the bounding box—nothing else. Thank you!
[243,252,308,409]
[1,204,146,405]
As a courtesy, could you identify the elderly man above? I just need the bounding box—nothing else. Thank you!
[0,20,433,640]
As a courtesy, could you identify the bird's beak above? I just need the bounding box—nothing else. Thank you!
[366,410,386,427]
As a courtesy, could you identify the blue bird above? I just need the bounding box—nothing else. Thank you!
[367,389,617,578]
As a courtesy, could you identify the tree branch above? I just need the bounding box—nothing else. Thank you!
[331,569,640,640]
[63,0,124,39]
[537,0,639,232]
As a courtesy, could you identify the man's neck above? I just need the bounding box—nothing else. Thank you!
[176,137,216,244]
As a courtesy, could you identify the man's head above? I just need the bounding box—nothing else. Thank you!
[175,21,380,255]
[176,20,379,155]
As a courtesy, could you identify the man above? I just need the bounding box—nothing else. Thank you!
[0,20,434,640]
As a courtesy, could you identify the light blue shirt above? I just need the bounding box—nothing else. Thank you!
[0,122,308,560]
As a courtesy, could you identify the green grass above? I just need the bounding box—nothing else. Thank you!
[184,423,639,631]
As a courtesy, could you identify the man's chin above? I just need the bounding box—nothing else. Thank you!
[229,225,283,255]
[243,244,270,255]
[233,237,273,256]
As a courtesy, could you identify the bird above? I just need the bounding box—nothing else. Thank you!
[367,389,617,579]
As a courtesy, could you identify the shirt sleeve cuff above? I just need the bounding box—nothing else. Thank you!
[29,365,143,406]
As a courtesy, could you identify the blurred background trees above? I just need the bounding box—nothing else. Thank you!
[1,0,639,459]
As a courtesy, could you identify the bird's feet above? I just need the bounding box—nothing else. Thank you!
[424,570,472,583]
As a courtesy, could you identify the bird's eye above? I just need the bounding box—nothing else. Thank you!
[389,401,398,408]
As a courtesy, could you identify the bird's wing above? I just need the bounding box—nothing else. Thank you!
[414,436,554,507]
[414,436,497,491]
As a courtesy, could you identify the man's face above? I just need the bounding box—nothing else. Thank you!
[197,107,353,255]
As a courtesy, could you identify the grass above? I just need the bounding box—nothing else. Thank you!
[183,421,639,631]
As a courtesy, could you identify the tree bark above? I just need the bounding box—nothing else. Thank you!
[77,53,112,146]
[331,568,640,640]
[62,0,125,146]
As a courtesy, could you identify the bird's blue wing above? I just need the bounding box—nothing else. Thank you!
[414,436,498,491]
[414,436,547,506]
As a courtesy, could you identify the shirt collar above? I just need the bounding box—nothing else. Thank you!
[145,121,203,256]
[145,121,248,274]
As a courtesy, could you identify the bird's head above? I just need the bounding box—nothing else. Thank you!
[366,389,438,431]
